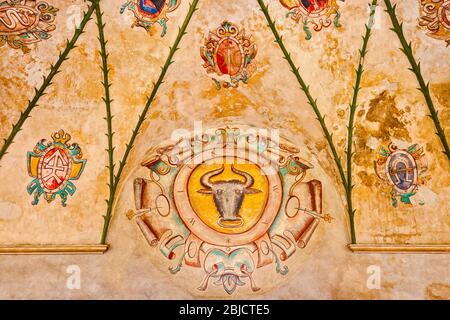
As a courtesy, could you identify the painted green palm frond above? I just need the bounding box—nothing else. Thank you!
[0,2,97,162]
[346,0,378,244]
[384,0,450,162]
[258,0,379,244]
[257,0,348,194]
[100,0,200,244]
[93,0,117,244]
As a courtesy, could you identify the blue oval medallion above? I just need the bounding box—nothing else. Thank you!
[387,152,417,193]
[139,0,166,17]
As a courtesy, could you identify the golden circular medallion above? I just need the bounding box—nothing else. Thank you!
[187,160,269,234]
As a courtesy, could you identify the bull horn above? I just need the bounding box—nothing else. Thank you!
[231,165,254,188]
[200,166,225,189]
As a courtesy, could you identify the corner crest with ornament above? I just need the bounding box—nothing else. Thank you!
[27,130,87,207]
[0,0,58,53]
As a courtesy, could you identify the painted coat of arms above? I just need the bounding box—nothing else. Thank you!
[200,22,257,89]
[419,0,450,46]
[128,126,332,294]
[375,143,428,208]
[0,0,58,53]
[120,0,181,37]
[279,0,343,40]
[27,130,86,207]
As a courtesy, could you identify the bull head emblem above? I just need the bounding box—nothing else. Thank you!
[198,165,261,228]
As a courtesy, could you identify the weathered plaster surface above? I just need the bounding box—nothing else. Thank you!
[0,0,448,299]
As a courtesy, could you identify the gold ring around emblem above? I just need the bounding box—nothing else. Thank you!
[173,152,283,247]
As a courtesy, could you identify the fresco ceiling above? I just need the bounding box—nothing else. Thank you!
[0,0,448,299]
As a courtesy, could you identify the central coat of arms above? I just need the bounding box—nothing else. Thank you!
[128,126,331,295]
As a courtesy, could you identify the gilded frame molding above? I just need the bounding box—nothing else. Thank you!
[0,244,109,255]
[348,244,450,254]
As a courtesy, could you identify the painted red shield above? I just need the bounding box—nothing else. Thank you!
[38,147,71,191]
[216,38,243,77]
[301,0,329,14]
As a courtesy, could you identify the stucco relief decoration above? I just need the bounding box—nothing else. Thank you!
[120,0,181,37]
[27,130,87,207]
[200,21,257,89]
[0,0,58,53]
[279,0,344,40]
[375,143,428,208]
[419,0,450,46]
[127,127,332,294]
